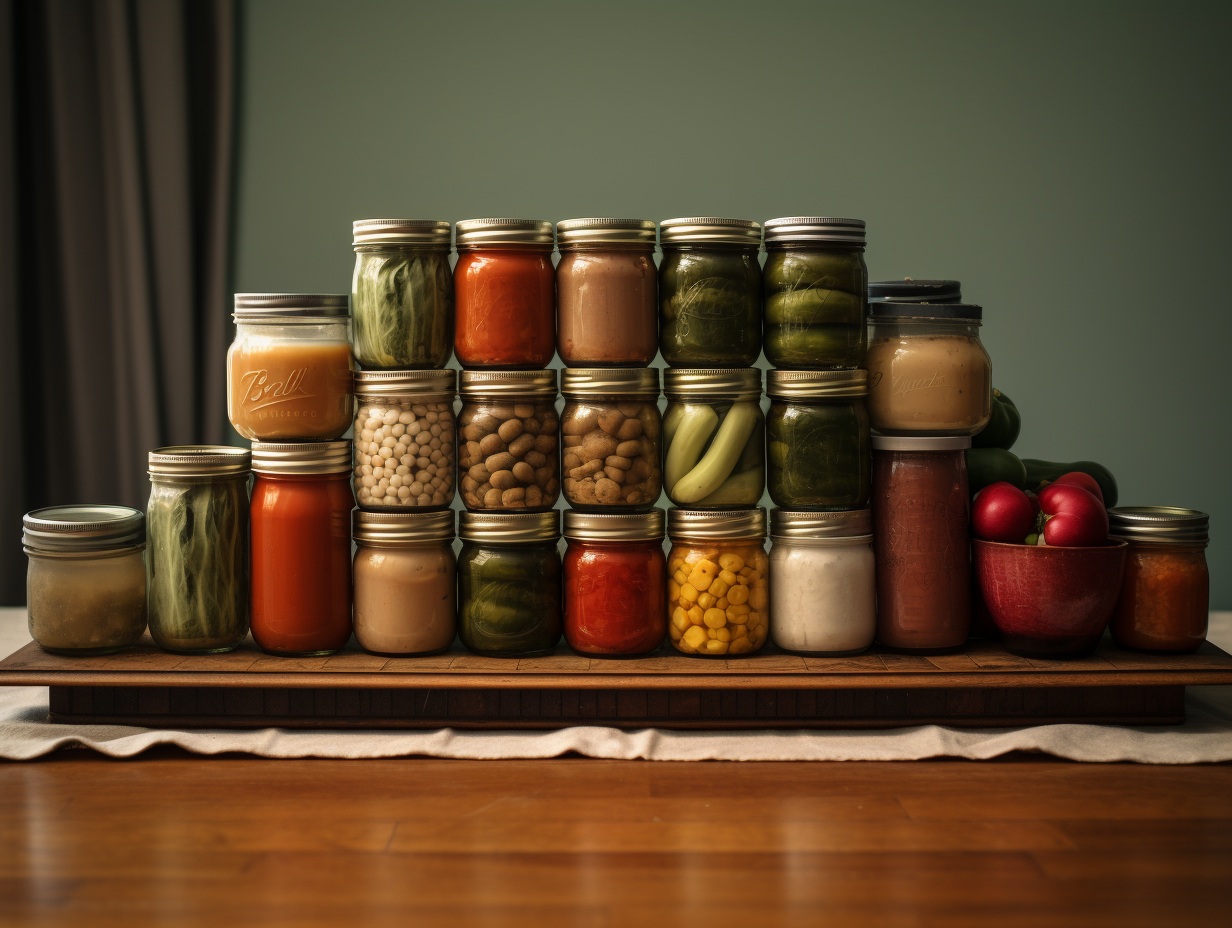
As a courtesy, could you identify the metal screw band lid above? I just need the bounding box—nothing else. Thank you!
[767,369,867,399]
[561,368,659,397]
[459,510,560,543]
[663,368,761,399]
[148,445,251,477]
[557,218,656,246]
[251,441,352,475]
[23,505,145,552]
[233,293,349,318]
[352,219,451,247]
[870,301,983,321]
[871,435,972,451]
[668,507,766,541]
[563,509,665,541]
[868,279,962,303]
[455,218,553,247]
[1108,507,1209,545]
[764,216,866,245]
[659,217,762,246]
[355,369,456,397]
[459,369,557,398]
[771,508,872,539]
[353,509,455,545]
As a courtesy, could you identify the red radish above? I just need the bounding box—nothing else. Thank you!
[1049,471,1104,504]
[1038,483,1108,546]
[972,482,1036,543]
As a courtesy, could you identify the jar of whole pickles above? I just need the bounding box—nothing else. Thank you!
[351,219,453,369]
[663,368,764,508]
[458,510,562,657]
[766,369,870,510]
[658,217,762,367]
[763,217,868,369]
[666,508,769,656]
[561,368,662,510]
[353,369,456,511]
[458,369,560,511]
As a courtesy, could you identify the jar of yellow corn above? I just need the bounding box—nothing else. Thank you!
[666,508,769,656]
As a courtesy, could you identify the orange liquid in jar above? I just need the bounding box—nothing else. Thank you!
[228,340,353,440]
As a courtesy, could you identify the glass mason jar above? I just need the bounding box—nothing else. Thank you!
[458,369,560,512]
[770,509,876,656]
[563,509,667,657]
[250,441,353,656]
[458,510,562,657]
[868,278,962,304]
[762,217,868,369]
[454,219,555,368]
[353,369,457,511]
[146,446,250,654]
[658,217,762,367]
[353,509,457,656]
[666,508,769,656]
[663,368,764,508]
[1109,507,1210,653]
[767,369,871,510]
[872,436,971,652]
[227,293,354,441]
[351,219,453,369]
[556,218,658,367]
[864,303,992,436]
[561,368,662,511]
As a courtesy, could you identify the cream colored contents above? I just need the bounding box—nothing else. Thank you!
[770,539,876,654]
[27,550,147,652]
[353,544,456,654]
[864,334,991,434]
[556,250,657,364]
[667,543,769,655]
[228,338,353,440]
[354,401,456,508]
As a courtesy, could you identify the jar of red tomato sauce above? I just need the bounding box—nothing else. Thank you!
[563,509,668,657]
[250,441,354,656]
[454,219,555,368]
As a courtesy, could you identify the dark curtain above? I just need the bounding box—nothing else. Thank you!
[0,0,236,604]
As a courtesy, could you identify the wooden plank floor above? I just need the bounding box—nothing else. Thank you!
[1,751,1230,926]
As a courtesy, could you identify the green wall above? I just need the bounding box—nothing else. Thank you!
[234,0,1232,606]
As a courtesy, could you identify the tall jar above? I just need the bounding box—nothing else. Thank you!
[227,293,354,441]
[458,511,562,657]
[353,369,457,511]
[146,446,250,654]
[454,219,555,368]
[770,509,876,656]
[458,369,560,511]
[666,508,769,656]
[351,219,453,369]
[766,369,871,510]
[561,368,662,510]
[872,436,971,652]
[250,441,353,656]
[353,509,457,657]
[762,217,868,369]
[556,218,658,366]
[23,506,147,655]
[663,368,764,508]
[1109,507,1210,653]
[658,217,762,367]
[564,509,667,657]
[864,303,992,436]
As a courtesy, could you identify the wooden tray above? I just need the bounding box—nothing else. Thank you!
[3,634,1231,730]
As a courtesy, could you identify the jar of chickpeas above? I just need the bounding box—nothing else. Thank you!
[353,370,457,511]
[666,508,770,656]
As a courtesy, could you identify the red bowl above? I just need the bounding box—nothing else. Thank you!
[972,539,1127,658]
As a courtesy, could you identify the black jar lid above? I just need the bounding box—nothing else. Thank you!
[870,301,982,320]
[868,279,962,303]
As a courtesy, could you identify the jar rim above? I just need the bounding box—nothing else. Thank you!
[668,507,766,541]
[557,218,656,245]
[663,368,761,399]
[564,509,664,541]
[561,368,659,397]
[659,217,762,246]
[355,369,457,397]
[352,219,451,246]
[459,510,560,543]
[766,370,867,399]
[251,440,352,475]
[459,369,557,398]
[23,505,145,552]
[233,293,349,318]
[149,445,251,477]
[455,218,553,246]
[353,508,455,544]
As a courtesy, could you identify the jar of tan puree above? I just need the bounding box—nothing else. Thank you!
[863,302,991,436]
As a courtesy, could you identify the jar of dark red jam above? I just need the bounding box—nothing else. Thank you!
[563,509,667,657]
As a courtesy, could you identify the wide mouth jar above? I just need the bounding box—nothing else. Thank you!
[459,510,560,545]
[232,292,350,324]
[352,509,455,546]
[763,216,866,247]
[1109,507,1210,546]
[767,369,867,400]
[770,508,873,542]
[352,219,451,249]
[455,218,554,250]
[459,369,558,400]
[251,441,352,475]
[148,445,251,479]
[659,217,762,248]
[557,218,656,250]
[663,368,761,401]
[23,505,146,555]
[561,368,659,399]
[667,507,767,543]
[564,509,665,542]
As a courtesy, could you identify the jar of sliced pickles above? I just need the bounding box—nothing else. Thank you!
[658,217,762,367]
[766,370,870,510]
[763,217,867,369]
[666,508,769,656]
[353,369,456,511]
[663,368,764,508]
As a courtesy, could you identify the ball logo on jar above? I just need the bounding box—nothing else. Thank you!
[892,371,949,396]
[239,367,315,412]
[676,277,745,336]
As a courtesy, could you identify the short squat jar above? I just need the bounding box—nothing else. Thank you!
[762,217,868,369]
[556,218,658,366]
[147,446,250,654]
[351,219,453,369]
[663,368,764,508]
[767,369,871,510]
[1109,507,1210,653]
[770,509,876,656]
[658,217,762,367]
[561,368,662,510]
[24,506,147,655]
[353,509,457,657]
[454,219,555,368]
[458,369,560,512]
[667,508,770,656]
[458,511,562,657]
[353,369,456,510]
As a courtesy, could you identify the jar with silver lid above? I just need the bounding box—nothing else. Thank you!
[666,508,769,656]
[770,509,875,656]
[23,505,147,655]
[147,446,251,654]
[659,217,762,367]
[663,368,764,508]
[458,510,562,657]
[353,509,457,656]
[351,219,453,370]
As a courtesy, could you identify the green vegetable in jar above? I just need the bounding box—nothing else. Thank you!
[459,543,561,655]
[763,324,866,369]
[352,247,453,369]
[659,250,761,366]
[763,250,864,294]
[763,247,866,369]
[663,401,764,507]
[767,400,870,510]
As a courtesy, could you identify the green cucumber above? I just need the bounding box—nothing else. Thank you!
[966,448,1027,493]
[672,401,759,503]
[664,405,719,493]
[765,288,863,326]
